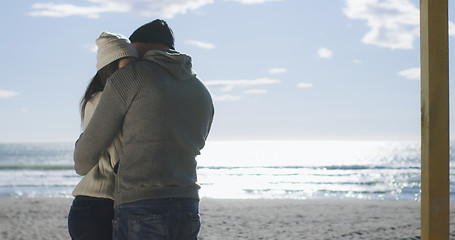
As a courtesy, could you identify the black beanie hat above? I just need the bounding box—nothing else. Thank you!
[129,19,175,50]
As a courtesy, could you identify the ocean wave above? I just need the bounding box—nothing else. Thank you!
[0,164,430,171]
[0,165,74,170]
[197,165,422,170]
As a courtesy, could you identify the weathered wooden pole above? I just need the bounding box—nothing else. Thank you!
[420,0,449,239]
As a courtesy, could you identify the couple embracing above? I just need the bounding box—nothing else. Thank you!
[68,19,214,240]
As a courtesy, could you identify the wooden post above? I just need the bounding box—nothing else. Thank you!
[420,0,449,239]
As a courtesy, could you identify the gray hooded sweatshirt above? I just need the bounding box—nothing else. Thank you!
[74,50,214,207]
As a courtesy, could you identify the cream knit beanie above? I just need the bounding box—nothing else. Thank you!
[96,32,138,71]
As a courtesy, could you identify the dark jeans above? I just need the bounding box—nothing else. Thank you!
[113,198,200,240]
[68,196,114,240]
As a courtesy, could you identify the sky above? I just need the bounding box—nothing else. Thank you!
[0,0,454,143]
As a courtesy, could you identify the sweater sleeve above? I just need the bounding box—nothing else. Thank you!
[73,80,127,175]
[82,92,102,130]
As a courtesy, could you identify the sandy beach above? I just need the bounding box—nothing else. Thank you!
[0,197,454,240]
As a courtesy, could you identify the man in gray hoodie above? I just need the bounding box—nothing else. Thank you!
[74,19,214,239]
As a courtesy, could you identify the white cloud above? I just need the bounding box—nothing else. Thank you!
[318,48,333,59]
[83,44,98,53]
[0,89,19,98]
[90,45,98,53]
[20,107,29,113]
[398,67,420,79]
[29,2,127,18]
[450,21,455,37]
[205,78,280,91]
[353,59,361,64]
[226,0,283,4]
[343,0,420,50]
[268,68,288,74]
[212,94,242,101]
[297,83,314,88]
[243,89,267,94]
[220,85,234,92]
[184,40,216,49]
[29,0,214,19]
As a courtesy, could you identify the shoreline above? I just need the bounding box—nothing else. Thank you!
[0,197,454,239]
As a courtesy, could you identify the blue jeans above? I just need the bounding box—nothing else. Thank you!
[113,198,200,240]
[68,196,114,240]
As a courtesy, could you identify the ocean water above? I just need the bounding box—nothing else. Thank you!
[0,140,453,200]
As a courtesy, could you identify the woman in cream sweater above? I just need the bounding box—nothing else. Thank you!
[68,32,137,240]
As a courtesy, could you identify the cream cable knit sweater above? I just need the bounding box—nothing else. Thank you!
[72,92,123,199]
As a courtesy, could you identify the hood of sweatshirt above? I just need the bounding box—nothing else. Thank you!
[142,49,196,80]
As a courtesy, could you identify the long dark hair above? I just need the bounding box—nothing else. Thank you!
[81,59,119,121]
